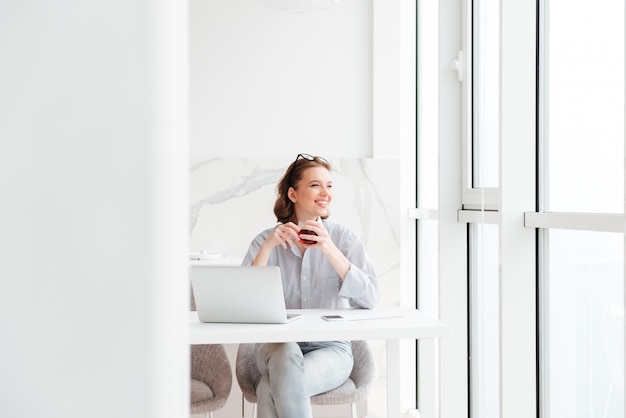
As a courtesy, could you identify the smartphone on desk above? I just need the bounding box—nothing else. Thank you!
[321,315,345,321]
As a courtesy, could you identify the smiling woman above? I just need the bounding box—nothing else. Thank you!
[240,154,379,418]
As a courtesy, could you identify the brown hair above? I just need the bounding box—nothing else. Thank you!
[273,156,331,224]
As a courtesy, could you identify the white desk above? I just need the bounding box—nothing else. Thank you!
[190,307,448,417]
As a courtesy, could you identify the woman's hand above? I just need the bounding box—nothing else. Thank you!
[251,222,299,266]
[298,219,351,280]
[268,222,300,250]
[298,219,329,249]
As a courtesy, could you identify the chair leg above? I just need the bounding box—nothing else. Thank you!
[240,393,257,418]
[350,402,358,418]
[205,412,213,418]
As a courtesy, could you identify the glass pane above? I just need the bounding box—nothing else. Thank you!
[472,0,499,188]
[469,224,500,418]
[544,0,624,213]
[542,230,624,418]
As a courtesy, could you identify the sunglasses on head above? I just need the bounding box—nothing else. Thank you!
[293,153,329,165]
[286,153,329,186]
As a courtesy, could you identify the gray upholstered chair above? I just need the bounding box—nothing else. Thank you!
[191,344,233,418]
[235,341,375,418]
[190,287,232,418]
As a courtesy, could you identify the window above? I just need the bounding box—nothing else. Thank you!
[438,0,623,417]
[541,230,623,417]
[471,0,499,189]
[542,0,624,214]
[539,1,625,416]
[469,223,499,418]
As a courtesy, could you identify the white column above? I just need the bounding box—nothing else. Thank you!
[438,1,469,418]
[373,0,419,416]
[0,1,189,417]
[499,0,537,417]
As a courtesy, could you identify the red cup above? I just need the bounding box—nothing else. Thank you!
[299,229,317,245]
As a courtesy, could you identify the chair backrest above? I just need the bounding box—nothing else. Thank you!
[191,344,233,413]
[348,340,375,389]
[235,343,261,402]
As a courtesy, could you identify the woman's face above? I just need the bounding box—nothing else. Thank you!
[289,165,333,221]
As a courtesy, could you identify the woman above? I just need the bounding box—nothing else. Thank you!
[241,153,379,418]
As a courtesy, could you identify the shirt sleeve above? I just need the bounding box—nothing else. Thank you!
[241,231,267,266]
[336,232,380,309]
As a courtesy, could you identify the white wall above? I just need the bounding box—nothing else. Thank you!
[0,1,189,417]
[189,0,373,158]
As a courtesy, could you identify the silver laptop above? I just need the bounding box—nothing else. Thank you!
[190,265,302,324]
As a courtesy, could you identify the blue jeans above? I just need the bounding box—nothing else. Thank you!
[254,341,353,418]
